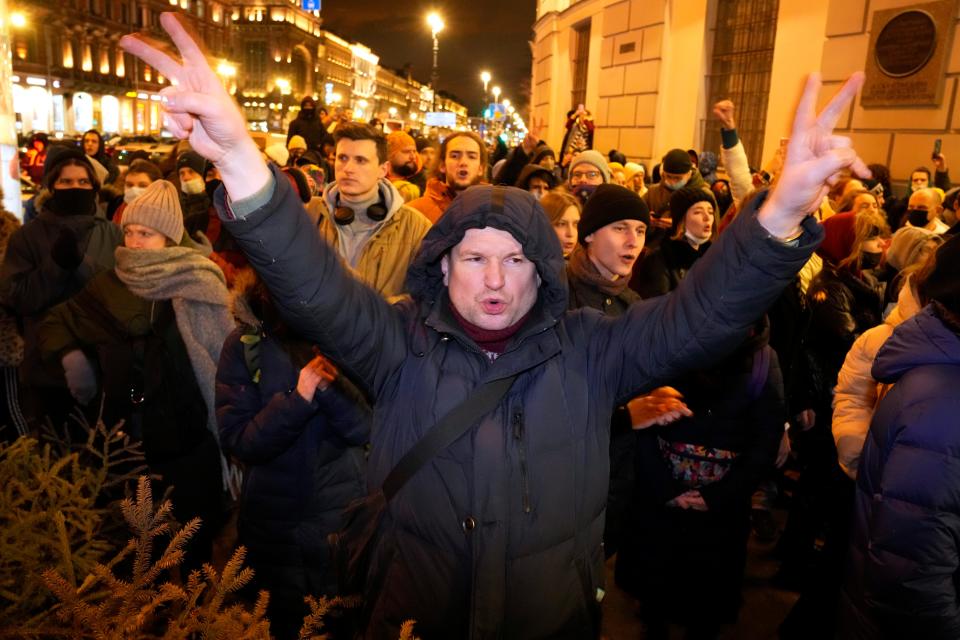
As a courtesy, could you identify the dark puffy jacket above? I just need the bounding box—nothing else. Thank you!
[286,115,328,152]
[215,288,369,599]
[842,305,960,639]
[631,237,712,299]
[215,165,821,639]
[0,205,121,386]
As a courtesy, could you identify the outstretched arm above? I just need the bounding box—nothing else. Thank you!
[121,14,408,395]
[604,73,869,399]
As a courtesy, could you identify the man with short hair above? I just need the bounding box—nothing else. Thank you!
[514,164,557,200]
[904,187,951,234]
[122,17,867,637]
[386,130,426,197]
[408,131,487,223]
[314,122,431,299]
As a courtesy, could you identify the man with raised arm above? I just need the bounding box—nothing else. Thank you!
[122,14,869,639]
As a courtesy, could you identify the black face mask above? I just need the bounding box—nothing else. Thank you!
[301,108,315,119]
[49,188,96,216]
[205,179,223,200]
[860,251,882,271]
[906,209,929,227]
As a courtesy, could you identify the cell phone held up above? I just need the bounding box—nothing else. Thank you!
[933,138,942,160]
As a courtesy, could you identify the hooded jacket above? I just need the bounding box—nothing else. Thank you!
[215,164,821,639]
[0,204,121,386]
[832,283,921,479]
[216,279,369,598]
[317,178,431,300]
[842,305,960,639]
[407,177,457,224]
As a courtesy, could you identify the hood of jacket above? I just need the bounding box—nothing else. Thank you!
[405,184,568,319]
[873,305,960,383]
[515,164,558,191]
[322,177,404,223]
[884,277,921,328]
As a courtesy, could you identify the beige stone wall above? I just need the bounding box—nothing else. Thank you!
[821,0,960,187]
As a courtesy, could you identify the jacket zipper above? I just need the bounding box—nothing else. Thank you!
[512,408,532,514]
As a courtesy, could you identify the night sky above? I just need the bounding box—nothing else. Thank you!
[321,1,537,116]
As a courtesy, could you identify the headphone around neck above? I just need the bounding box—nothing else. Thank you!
[333,189,388,225]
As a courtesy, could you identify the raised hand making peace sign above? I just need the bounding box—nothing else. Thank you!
[120,12,270,201]
[757,72,870,239]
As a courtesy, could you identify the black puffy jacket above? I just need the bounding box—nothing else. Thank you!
[215,167,821,639]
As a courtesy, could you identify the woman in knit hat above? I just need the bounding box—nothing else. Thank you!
[875,225,941,312]
[631,185,717,299]
[39,180,233,571]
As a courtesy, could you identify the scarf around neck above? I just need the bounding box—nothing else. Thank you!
[114,246,234,454]
[567,245,630,297]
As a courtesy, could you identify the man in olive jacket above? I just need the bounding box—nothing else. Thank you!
[122,15,869,639]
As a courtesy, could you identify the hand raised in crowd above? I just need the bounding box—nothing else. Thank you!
[669,490,708,511]
[758,72,870,240]
[296,352,339,402]
[712,99,737,130]
[933,153,947,172]
[627,386,693,429]
[522,118,545,156]
[120,12,270,201]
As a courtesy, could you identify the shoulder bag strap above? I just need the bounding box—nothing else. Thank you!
[382,373,518,501]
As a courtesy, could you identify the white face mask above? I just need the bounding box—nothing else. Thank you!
[685,229,710,247]
[181,177,205,195]
[124,186,147,204]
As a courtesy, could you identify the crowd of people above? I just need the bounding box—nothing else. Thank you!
[2,12,960,639]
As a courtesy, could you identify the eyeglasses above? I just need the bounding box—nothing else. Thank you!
[571,170,600,181]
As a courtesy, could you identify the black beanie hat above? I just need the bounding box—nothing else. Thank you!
[920,234,960,315]
[176,150,206,176]
[43,145,96,188]
[669,186,718,233]
[578,184,650,244]
[662,148,693,175]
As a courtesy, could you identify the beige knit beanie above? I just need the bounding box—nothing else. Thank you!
[122,180,184,243]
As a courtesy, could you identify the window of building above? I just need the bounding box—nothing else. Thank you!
[245,41,267,90]
[704,0,779,167]
[570,20,590,110]
[99,47,110,74]
[82,43,93,71]
[62,38,74,68]
[116,49,125,76]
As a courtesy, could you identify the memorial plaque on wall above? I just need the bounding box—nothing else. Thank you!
[861,0,955,107]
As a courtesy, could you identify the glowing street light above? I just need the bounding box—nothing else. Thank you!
[480,70,491,94]
[492,86,501,102]
[216,61,236,77]
[10,12,26,28]
[503,98,511,109]
[426,12,445,111]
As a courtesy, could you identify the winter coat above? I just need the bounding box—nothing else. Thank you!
[0,205,122,386]
[216,287,369,599]
[832,283,920,479]
[286,115,327,152]
[0,210,24,368]
[407,177,457,224]
[214,166,822,640]
[493,147,530,188]
[316,179,431,300]
[631,236,712,299]
[841,305,960,639]
[37,268,223,531]
[804,264,884,409]
[620,323,785,623]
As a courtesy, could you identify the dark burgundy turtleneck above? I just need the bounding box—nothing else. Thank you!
[448,302,532,356]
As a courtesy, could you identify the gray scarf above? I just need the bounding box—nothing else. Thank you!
[114,246,233,443]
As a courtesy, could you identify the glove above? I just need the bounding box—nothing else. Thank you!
[51,227,84,270]
[62,350,98,405]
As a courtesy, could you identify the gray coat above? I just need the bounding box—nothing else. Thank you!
[216,165,821,639]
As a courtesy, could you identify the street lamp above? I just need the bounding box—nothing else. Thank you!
[503,98,511,109]
[492,85,501,103]
[11,12,26,28]
[426,12,444,112]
